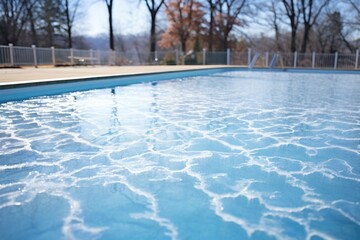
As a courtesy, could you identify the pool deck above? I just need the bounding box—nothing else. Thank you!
[0,65,236,86]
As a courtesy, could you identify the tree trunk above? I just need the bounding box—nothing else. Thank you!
[145,0,165,52]
[28,9,38,45]
[274,24,281,51]
[107,1,114,50]
[150,12,156,52]
[222,33,228,52]
[301,25,310,53]
[281,0,299,52]
[109,17,114,50]
[65,0,72,48]
[181,40,186,53]
[290,27,296,52]
[67,26,72,48]
[46,20,53,46]
[208,2,215,51]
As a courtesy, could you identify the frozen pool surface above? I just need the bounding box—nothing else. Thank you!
[0,71,360,239]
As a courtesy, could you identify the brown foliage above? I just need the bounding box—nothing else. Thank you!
[160,0,205,52]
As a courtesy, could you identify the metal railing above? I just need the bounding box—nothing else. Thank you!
[1,44,359,70]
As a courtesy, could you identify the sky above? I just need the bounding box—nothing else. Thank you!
[74,1,162,36]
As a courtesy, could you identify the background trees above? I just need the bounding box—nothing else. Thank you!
[24,0,40,45]
[299,0,330,53]
[214,0,248,51]
[0,0,359,53]
[0,0,81,47]
[280,0,301,52]
[314,10,355,53]
[159,0,254,52]
[160,0,205,53]
[0,0,28,45]
[39,0,65,47]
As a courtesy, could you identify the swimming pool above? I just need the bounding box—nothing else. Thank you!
[0,70,359,239]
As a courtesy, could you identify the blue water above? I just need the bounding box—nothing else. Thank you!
[0,71,359,239]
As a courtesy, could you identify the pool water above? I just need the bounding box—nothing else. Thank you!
[0,71,359,239]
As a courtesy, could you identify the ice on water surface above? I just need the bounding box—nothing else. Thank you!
[0,71,359,239]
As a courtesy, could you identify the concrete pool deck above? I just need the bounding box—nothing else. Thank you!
[0,65,236,85]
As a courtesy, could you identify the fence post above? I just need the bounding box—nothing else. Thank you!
[265,52,269,67]
[112,50,116,65]
[51,46,56,66]
[108,50,111,65]
[9,43,14,66]
[154,50,158,64]
[90,49,94,65]
[334,52,338,69]
[355,49,359,69]
[202,48,206,65]
[312,51,315,68]
[175,49,179,65]
[293,51,297,68]
[32,45,37,67]
[70,48,74,65]
[248,48,251,65]
[113,50,116,65]
[97,50,101,65]
[227,48,230,65]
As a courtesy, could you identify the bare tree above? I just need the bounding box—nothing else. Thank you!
[280,0,301,52]
[342,0,360,48]
[104,0,114,50]
[24,0,40,45]
[144,0,165,52]
[215,0,247,51]
[43,0,66,46]
[64,0,80,48]
[206,0,216,51]
[0,0,28,44]
[314,11,354,53]
[1,0,77,47]
[345,0,360,29]
[266,0,283,51]
[300,0,330,53]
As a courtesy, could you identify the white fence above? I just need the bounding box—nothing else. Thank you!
[248,49,360,70]
[0,44,359,70]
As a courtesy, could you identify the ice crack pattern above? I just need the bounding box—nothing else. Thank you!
[0,71,359,239]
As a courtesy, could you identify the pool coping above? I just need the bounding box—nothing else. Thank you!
[0,66,240,88]
[0,66,241,89]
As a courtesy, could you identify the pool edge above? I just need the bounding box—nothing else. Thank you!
[0,66,242,89]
